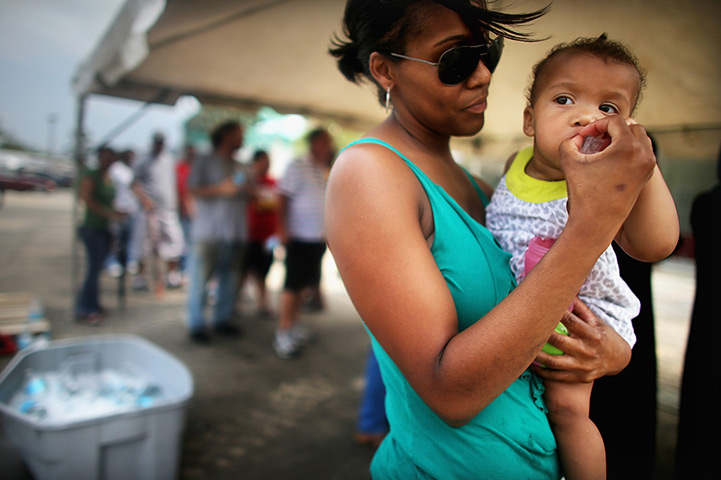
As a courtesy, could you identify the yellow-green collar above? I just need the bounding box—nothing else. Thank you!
[505,147,568,204]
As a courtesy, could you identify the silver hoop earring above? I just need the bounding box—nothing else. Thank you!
[385,86,391,114]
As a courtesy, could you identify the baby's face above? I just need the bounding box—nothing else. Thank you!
[523,53,641,177]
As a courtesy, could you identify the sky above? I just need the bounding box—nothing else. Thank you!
[0,0,199,157]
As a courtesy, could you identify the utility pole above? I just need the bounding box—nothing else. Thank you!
[46,113,58,161]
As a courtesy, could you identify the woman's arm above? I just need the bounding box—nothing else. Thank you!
[327,118,655,426]
[327,144,582,426]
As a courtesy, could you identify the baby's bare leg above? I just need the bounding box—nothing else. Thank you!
[544,380,605,480]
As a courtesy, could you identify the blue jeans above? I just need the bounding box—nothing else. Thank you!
[357,348,389,434]
[186,241,245,333]
[76,226,112,316]
[106,215,133,268]
[179,217,192,272]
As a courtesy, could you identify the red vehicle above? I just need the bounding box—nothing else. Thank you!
[0,170,56,192]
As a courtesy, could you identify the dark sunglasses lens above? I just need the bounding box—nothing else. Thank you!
[484,37,504,74]
[438,47,481,85]
[437,38,504,85]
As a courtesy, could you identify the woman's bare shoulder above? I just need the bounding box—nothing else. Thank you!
[329,141,420,199]
[326,140,428,244]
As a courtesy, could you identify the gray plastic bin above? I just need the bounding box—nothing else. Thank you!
[0,335,193,480]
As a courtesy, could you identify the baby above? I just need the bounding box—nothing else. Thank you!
[486,35,679,480]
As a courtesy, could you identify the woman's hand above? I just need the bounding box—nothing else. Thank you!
[532,298,631,383]
[560,116,656,250]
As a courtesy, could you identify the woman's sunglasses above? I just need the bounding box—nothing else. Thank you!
[387,36,504,85]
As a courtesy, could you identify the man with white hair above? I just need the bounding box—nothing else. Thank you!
[131,132,185,296]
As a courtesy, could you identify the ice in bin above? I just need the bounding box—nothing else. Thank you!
[0,335,194,480]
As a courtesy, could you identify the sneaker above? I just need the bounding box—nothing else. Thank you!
[272,330,301,360]
[189,330,211,343]
[256,306,275,320]
[290,324,317,346]
[353,431,387,449]
[132,276,149,292]
[127,260,139,275]
[106,261,123,278]
[213,323,242,337]
[302,296,324,313]
[166,270,183,289]
[206,284,218,305]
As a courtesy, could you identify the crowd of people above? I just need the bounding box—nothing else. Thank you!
[75,122,334,359]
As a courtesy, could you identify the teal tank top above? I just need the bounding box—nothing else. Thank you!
[344,139,560,479]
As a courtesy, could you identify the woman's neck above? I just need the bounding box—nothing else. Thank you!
[385,113,454,164]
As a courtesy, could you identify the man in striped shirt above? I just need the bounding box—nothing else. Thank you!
[273,128,334,359]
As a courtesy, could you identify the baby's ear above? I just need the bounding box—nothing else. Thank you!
[522,107,535,137]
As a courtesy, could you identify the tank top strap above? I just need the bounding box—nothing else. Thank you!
[462,168,490,207]
[342,138,439,193]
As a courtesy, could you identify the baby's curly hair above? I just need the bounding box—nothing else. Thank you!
[527,34,647,113]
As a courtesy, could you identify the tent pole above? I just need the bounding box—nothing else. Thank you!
[71,94,88,320]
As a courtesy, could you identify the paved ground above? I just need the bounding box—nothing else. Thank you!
[0,190,694,479]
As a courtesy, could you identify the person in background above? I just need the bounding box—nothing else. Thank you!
[273,128,334,359]
[239,150,279,318]
[675,144,721,480]
[106,149,140,278]
[176,144,196,281]
[185,121,253,343]
[76,146,124,324]
[131,132,185,296]
[353,348,389,449]
[590,134,668,479]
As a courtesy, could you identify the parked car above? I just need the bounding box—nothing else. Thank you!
[0,170,55,192]
[30,171,74,188]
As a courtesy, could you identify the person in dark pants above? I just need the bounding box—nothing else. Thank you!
[76,147,124,324]
[589,135,669,480]
[590,243,659,479]
[675,145,721,480]
[354,348,389,448]
[272,128,333,359]
[240,150,279,318]
[186,121,253,342]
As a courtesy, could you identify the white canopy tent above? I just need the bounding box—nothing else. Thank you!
[73,0,721,152]
[71,0,721,237]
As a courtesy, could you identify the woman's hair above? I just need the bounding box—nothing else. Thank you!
[329,0,549,105]
[527,34,647,111]
[210,120,241,149]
